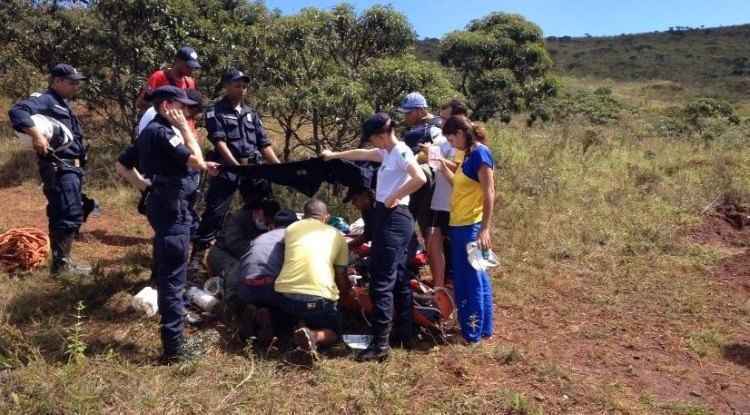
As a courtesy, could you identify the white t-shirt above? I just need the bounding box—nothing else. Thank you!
[376,141,415,206]
[136,107,183,143]
[430,137,456,212]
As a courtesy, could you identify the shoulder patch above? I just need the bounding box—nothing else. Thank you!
[168,129,184,147]
[206,110,215,119]
[30,92,43,98]
[169,135,182,147]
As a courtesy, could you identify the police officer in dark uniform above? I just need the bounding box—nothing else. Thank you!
[8,64,92,277]
[116,86,219,363]
[190,68,280,272]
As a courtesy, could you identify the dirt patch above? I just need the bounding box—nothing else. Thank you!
[688,199,750,248]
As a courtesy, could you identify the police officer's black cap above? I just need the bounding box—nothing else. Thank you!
[361,112,391,142]
[343,186,373,203]
[222,68,251,85]
[185,89,206,110]
[149,85,198,106]
[50,64,87,81]
[273,209,299,228]
[176,46,201,69]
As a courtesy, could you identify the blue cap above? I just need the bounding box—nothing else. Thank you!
[149,85,198,106]
[222,68,251,84]
[50,64,87,81]
[397,92,428,113]
[176,46,201,69]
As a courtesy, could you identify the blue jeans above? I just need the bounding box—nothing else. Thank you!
[369,203,414,342]
[449,223,494,343]
[277,293,341,334]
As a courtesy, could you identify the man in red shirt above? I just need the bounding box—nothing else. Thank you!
[135,46,200,111]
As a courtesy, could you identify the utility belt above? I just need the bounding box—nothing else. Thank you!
[58,158,81,168]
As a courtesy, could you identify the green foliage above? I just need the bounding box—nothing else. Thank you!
[440,12,556,122]
[655,98,741,142]
[65,301,87,365]
[254,4,457,158]
[683,98,739,134]
[546,24,750,100]
[534,86,627,125]
[361,54,459,113]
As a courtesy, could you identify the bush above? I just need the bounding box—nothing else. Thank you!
[533,86,628,125]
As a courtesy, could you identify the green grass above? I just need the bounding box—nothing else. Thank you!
[1,72,750,413]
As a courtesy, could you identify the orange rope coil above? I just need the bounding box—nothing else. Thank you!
[0,228,50,272]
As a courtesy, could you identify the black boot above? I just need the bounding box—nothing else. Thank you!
[50,231,91,277]
[356,334,391,363]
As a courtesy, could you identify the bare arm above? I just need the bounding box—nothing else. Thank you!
[261,146,280,164]
[115,162,151,192]
[163,105,219,175]
[23,127,49,156]
[321,148,383,163]
[438,159,456,184]
[384,161,427,208]
[477,165,496,250]
[334,265,353,301]
[215,140,240,166]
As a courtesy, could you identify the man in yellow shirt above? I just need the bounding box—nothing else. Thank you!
[274,199,352,358]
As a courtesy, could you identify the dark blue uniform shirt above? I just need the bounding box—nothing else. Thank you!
[8,89,85,160]
[118,115,192,178]
[205,97,270,162]
[402,117,443,155]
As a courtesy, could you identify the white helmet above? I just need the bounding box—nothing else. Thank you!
[15,114,74,153]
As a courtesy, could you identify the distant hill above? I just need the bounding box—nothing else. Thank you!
[416,24,750,99]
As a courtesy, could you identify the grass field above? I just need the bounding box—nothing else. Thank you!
[1,30,750,414]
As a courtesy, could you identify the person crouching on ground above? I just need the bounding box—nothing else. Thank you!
[273,199,353,360]
[228,209,298,344]
[322,113,427,362]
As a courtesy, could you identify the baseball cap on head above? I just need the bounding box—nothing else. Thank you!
[222,68,251,85]
[361,112,392,143]
[149,85,197,106]
[50,64,87,81]
[273,209,299,228]
[176,46,201,69]
[397,92,428,113]
[185,89,205,109]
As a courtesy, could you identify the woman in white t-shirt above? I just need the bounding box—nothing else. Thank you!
[322,112,426,362]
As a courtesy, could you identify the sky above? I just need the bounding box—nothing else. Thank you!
[265,0,750,38]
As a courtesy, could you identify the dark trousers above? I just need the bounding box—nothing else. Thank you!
[194,173,243,247]
[369,203,414,342]
[147,192,192,356]
[40,165,84,263]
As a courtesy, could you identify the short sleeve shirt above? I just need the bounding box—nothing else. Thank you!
[274,219,349,301]
[430,136,456,212]
[449,144,495,226]
[375,141,415,206]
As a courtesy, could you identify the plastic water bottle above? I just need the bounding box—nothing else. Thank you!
[132,287,158,317]
[186,287,219,312]
[466,241,499,271]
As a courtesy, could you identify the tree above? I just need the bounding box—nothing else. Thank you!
[362,54,459,113]
[73,0,270,139]
[440,12,556,122]
[253,4,451,160]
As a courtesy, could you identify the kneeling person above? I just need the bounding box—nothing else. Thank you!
[274,199,352,357]
[231,209,298,307]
